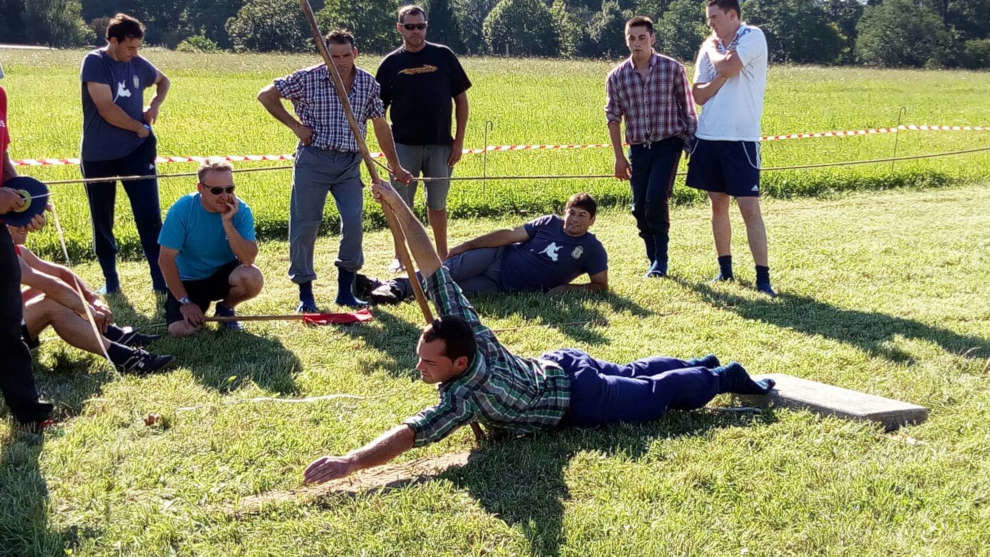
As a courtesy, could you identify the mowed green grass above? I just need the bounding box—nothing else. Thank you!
[1,183,988,555]
[0,48,988,261]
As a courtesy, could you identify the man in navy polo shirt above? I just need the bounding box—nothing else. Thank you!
[158,159,263,336]
[357,192,608,303]
[80,13,170,295]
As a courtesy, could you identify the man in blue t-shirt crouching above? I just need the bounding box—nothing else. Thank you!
[157,159,264,336]
[356,192,608,304]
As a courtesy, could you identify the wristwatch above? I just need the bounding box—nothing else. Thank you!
[178,296,191,305]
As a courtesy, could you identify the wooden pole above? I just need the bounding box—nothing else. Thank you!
[298,0,433,323]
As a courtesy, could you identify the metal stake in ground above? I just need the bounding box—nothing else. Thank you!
[297,0,433,323]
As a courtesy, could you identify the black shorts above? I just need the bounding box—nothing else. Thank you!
[21,322,40,350]
[164,260,240,325]
[686,139,762,197]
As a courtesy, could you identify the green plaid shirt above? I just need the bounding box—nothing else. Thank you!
[403,268,571,447]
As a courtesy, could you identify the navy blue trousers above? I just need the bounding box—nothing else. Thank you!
[0,225,41,421]
[81,136,165,291]
[628,136,683,264]
[542,348,721,427]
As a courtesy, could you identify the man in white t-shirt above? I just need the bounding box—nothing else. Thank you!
[686,0,775,296]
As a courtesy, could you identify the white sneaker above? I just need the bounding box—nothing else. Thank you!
[387,258,404,273]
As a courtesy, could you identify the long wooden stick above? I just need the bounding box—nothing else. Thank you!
[298,0,433,323]
[205,314,353,323]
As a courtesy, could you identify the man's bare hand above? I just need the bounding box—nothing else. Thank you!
[391,165,414,185]
[22,212,47,232]
[370,180,401,208]
[293,124,314,146]
[448,139,464,167]
[143,104,160,125]
[614,156,631,180]
[303,455,354,484]
[446,243,468,259]
[89,303,111,333]
[180,302,205,327]
[0,187,26,213]
[220,199,238,223]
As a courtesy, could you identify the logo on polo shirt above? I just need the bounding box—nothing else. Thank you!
[133,75,140,89]
[751,185,759,192]
[115,81,132,99]
[399,65,438,76]
[538,242,561,262]
[571,246,583,260]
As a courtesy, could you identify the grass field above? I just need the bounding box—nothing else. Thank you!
[0,49,989,555]
[1,182,988,555]
[0,49,988,261]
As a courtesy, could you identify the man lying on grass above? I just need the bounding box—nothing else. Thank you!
[11,226,174,374]
[303,181,775,485]
[354,192,608,304]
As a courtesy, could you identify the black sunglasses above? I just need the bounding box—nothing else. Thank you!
[403,23,427,30]
[203,185,235,195]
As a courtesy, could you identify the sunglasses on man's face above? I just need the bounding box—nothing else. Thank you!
[403,23,427,30]
[203,185,235,195]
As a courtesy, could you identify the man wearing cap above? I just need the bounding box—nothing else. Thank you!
[258,29,413,313]
[1,65,55,430]
[158,158,263,337]
[80,12,171,295]
[376,4,471,269]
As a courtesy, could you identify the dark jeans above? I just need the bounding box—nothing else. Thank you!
[628,136,683,264]
[0,225,42,421]
[542,348,720,427]
[81,135,165,291]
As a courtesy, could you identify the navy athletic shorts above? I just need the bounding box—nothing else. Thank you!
[685,138,762,197]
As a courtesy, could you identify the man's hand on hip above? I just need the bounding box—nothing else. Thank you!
[293,124,314,146]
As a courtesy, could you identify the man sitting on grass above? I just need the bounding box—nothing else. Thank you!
[12,226,173,374]
[158,158,263,336]
[302,181,775,485]
[356,192,608,304]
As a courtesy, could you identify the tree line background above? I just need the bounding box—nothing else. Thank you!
[1,0,987,68]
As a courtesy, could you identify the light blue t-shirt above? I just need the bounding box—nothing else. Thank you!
[80,49,158,161]
[158,193,255,281]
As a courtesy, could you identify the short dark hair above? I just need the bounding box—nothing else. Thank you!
[106,13,144,42]
[707,0,741,17]
[421,316,476,365]
[565,192,597,218]
[398,5,427,23]
[325,29,355,48]
[625,16,654,35]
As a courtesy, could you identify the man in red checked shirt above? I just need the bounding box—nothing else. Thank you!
[606,15,697,279]
[1,66,55,431]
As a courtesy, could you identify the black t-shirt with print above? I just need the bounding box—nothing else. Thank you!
[376,42,471,146]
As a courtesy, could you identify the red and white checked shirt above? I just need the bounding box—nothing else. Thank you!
[274,64,385,152]
[605,52,697,145]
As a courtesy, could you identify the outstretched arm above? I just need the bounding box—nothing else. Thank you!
[303,424,416,484]
[446,226,530,259]
[548,270,609,294]
[370,180,442,277]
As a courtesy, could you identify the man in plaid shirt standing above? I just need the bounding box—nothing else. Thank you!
[606,16,697,278]
[258,30,413,311]
[302,180,774,485]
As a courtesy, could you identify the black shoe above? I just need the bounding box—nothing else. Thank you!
[354,273,384,300]
[120,350,175,375]
[16,399,54,426]
[117,327,161,348]
[756,282,777,297]
[369,283,404,305]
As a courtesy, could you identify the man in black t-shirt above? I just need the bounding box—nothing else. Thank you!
[376,5,471,268]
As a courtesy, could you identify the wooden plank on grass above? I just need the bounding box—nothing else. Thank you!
[738,374,928,430]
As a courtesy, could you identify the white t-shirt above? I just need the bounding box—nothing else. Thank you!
[693,24,767,142]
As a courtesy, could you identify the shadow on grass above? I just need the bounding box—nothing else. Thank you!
[0,433,98,555]
[446,410,776,556]
[335,310,425,381]
[682,280,989,363]
[472,290,651,346]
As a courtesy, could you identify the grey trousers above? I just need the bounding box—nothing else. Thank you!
[288,146,364,283]
[391,143,452,210]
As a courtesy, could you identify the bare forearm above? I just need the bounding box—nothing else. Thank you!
[148,75,170,109]
[98,103,146,133]
[258,87,303,132]
[222,223,257,265]
[692,76,728,106]
[373,118,402,170]
[607,121,625,159]
[460,229,523,251]
[380,191,442,276]
[2,151,16,181]
[22,272,87,314]
[345,425,416,473]
[158,253,188,300]
[453,94,468,143]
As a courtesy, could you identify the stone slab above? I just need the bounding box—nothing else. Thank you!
[738,374,928,431]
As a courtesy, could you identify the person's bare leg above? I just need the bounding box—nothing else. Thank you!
[709,192,732,257]
[221,265,264,309]
[25,298,110,354]
[737,197,768,267]
[428,208,448,260]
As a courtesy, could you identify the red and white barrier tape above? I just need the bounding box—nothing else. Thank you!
[12,124,987,167]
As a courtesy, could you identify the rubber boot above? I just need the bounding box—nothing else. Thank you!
[335,269,368,308]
